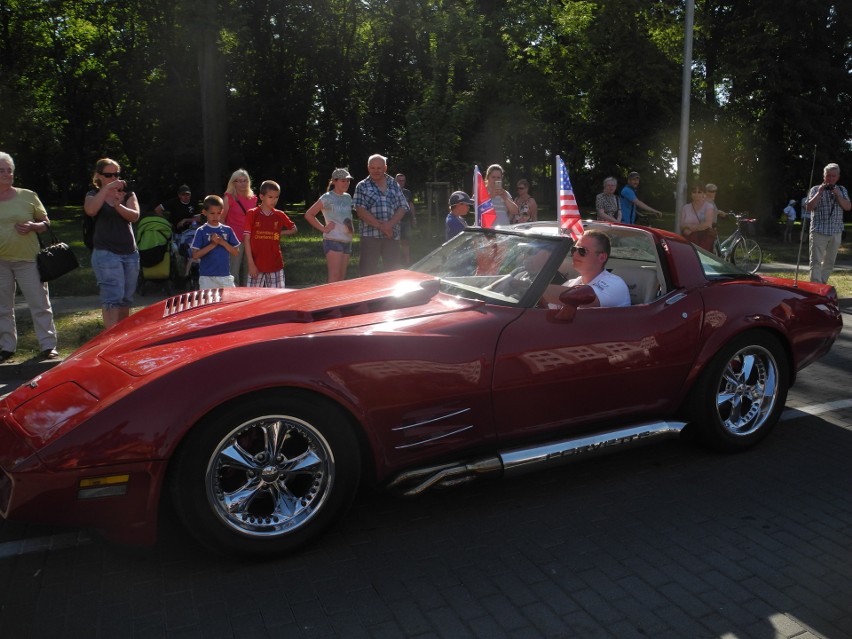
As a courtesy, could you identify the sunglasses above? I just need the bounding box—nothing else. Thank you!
[570,245,598,257]
[100,172,121,178]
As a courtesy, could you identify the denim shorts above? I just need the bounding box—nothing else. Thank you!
[91,249,140,308]
[323,239,353,255]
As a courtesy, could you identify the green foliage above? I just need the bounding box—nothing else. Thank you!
[1,0,849,218]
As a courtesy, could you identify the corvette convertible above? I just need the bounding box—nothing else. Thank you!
[0,221,842,556]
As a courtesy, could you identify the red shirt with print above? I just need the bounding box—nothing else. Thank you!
[244,207,296,273]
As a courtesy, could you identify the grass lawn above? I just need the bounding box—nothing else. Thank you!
[8,205,850,362]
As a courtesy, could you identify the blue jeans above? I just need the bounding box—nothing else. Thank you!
[91,249,139,308]
[323,239,353,255]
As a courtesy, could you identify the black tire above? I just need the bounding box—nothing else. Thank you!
[169,393,361,557]
[687,331,788,452]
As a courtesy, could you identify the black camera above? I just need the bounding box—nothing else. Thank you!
[824,183,835,191]
[122,179,136,194]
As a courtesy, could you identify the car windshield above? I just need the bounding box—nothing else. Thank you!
[693,244,758,279]
[410,228,567,306]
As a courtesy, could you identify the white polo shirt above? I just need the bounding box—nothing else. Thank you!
[564,270,631,308]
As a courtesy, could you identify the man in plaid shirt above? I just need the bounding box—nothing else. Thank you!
[805,163,851,284]
[353,154,408,276]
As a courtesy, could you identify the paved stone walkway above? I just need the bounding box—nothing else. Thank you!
[0,293,850,638]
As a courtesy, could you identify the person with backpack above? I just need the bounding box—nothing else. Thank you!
[83,157,140,329]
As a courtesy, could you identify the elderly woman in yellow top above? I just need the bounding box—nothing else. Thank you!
[0,152,58,362]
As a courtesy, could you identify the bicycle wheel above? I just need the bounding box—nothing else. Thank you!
[732,237,762,274]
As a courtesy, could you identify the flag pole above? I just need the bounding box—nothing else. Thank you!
[473,165,479,226]
[555,155,561,227]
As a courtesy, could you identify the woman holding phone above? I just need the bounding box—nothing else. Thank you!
[84,157,141,330]
[485,164,519,226]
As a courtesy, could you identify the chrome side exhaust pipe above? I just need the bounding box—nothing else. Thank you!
[388,421,687,496]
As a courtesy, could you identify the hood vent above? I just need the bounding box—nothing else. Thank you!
[163,288,224,317]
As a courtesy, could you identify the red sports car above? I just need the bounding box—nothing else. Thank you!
[0,222,842,556]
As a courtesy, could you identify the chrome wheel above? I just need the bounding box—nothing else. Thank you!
[171,394,360,556]
[687,332,788,451]
[206,415,333,537]
[715,344,778,437]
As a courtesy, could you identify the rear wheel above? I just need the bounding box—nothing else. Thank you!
[687,332,788,451]
[731,237,762,274]
[170,393,361,557]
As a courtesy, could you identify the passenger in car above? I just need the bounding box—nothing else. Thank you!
[548,229,630,308]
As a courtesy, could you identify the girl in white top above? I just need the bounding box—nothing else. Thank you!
[305,168,356,282]
[485,164,519,226]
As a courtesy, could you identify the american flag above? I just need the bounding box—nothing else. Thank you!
[556,155,583,241]
[473,165,497,228]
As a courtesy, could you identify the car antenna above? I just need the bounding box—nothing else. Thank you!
[794,144,818,287]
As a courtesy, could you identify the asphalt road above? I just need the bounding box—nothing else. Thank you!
[1,310,851,638]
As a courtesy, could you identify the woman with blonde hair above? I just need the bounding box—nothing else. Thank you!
[84,157,140,329]
[222,168,256,286]
[485,164,519,226]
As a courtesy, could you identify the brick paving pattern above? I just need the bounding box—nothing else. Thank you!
[1,309,850,638]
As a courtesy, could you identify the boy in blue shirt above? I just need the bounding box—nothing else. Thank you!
[191,195,241,288]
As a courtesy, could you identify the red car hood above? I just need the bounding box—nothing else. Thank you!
[1,272,485,448]
[73,271,480,376]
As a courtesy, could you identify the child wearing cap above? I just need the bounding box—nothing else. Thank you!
[305,168,355,282]
[244,180,298,288]
[446,190,473,241]
[191,195,241,288]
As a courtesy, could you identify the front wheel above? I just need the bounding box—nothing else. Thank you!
[731,237,762,274]
[169,393,361,557]
[686,332,788,452]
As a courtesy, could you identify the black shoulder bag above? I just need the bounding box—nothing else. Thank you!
[37,226,80,282]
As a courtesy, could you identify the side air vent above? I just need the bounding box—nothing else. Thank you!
[163,288,224,317]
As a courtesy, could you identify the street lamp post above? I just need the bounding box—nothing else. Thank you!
[675,0,695,234]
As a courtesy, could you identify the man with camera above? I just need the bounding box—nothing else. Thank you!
[805,163,851,284]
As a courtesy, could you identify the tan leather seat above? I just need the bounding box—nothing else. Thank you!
[610,265,660,305]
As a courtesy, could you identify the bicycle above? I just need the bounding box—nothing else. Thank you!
[713,212,763,274]
[635,211,664,228]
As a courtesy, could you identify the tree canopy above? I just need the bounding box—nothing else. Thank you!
[1,0,850,221]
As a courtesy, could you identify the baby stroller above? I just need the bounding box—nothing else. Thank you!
[175,224,200,291]
[136,214,176,295]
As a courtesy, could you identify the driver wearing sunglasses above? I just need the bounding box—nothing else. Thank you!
[558,229,630,308]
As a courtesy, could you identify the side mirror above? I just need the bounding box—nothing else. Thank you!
[552,285,596,322]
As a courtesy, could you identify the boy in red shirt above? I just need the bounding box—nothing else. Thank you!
[244,180,298,287]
